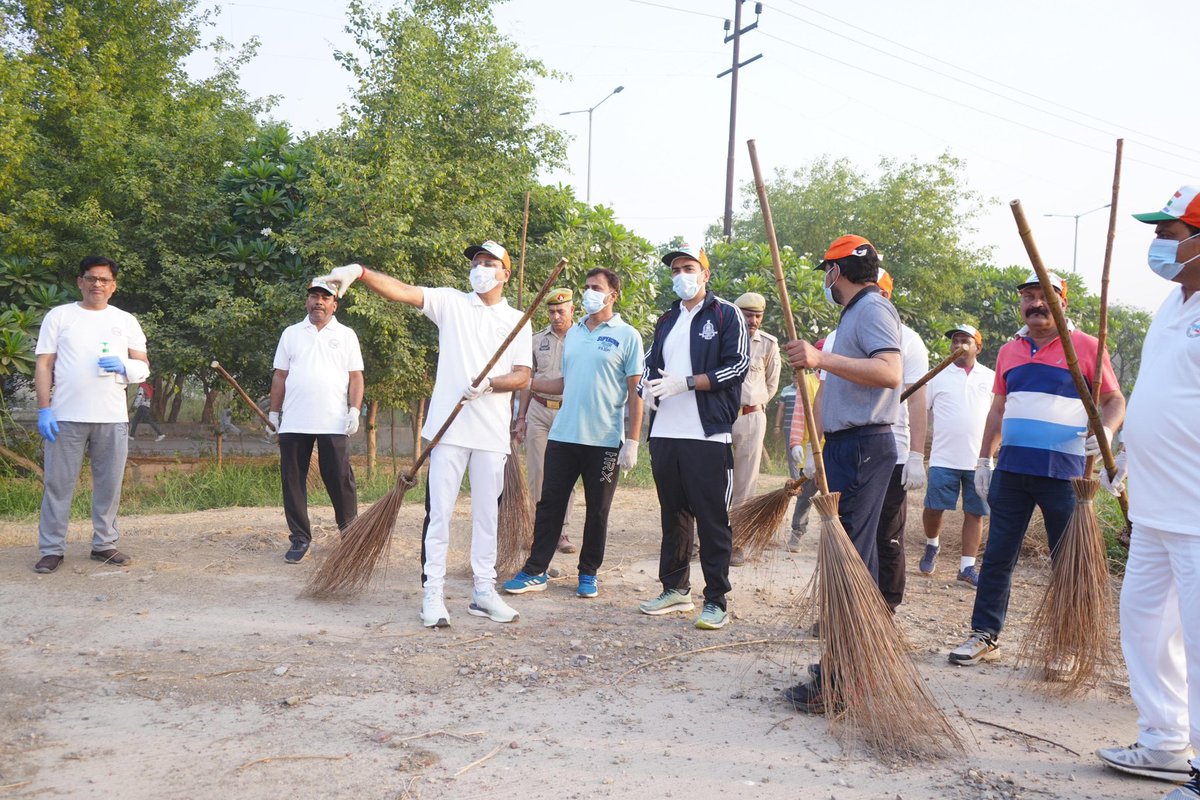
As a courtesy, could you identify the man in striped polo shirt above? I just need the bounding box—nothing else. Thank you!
[949,271,1125,665]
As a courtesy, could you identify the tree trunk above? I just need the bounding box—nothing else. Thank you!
[412,398,426,462]
[168,376,184,423]
[200,386,220,426]
[366,401,378,480]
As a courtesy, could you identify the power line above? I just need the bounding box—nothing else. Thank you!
[628,0,728,20]
[772,0,1200,160]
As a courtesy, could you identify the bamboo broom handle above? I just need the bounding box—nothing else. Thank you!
[1085,138,1123,475]
[402,257,569,485]
[748,138,830,495]
[900,346,969,402]
[211,361,275,431]
[518,191,530,309]
[1009,202,1130,525]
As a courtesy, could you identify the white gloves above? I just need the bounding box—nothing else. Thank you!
[639,380,659,412]
[319,263,365,297]
[1100,450,1127,497]
[974,457,994,501]
[618,439,639,472]
[647,370,689,400]
[803,445,817,480]
[1078,426,1113,458]
[267,411,280,433]
[346,407,360,435]
[462,377,492,402]
[901,451,927,491]
[790,444,804,465]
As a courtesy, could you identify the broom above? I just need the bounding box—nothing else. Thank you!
[303,257,569,599]
[495,193,537,575]
[1010,149,1122,693]
[900,345,970,402]
[748,139,964,759]
[211,360,322,490]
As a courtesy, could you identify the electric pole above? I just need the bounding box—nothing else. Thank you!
[720,1,763,241]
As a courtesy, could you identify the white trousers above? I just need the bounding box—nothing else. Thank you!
[1120,522,1200,752]
[423,442,506,594]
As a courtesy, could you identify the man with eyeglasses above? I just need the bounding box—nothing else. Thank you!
[33,256,151,573]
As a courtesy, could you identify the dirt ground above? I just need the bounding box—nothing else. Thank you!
[0,475,1161,800]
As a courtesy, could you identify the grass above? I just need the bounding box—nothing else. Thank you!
[0,461,417,522]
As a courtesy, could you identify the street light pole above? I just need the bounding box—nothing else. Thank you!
[560,85,624,205]
[1044,203,1111,272]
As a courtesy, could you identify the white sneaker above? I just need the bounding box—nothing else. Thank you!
[1097,742,1195,782]
[155,434,166,442]
[420,590,450,628]
[468,588,519,623]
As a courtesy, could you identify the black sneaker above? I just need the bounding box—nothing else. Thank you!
[284,541,310,564]
[782,680,830,715]
[35,554,63,574]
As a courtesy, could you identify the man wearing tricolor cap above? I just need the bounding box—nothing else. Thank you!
[950,270,1124,666]
[728,291,781,565]
[514,287,578,554]
[269,277,364,564]
[317,240,532,628]
[920,324,993,586]
[782,234,903,713]
[1096,185,1200,798]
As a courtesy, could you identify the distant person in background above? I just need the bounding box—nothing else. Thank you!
[33,255,151,574]
[269,277,364,565]
[129,382,166,441]
[783,339,824,550]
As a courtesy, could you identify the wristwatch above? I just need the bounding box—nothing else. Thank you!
[685,375,696,391]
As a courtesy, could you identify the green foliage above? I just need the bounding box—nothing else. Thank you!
[0,255,75,381]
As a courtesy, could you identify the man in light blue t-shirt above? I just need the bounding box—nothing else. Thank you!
[503,268,645,598]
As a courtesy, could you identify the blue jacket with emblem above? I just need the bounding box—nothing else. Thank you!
[641,290,750,437]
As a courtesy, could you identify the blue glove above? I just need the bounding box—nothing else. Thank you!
[38,408,59,442]
[98,355,126,375]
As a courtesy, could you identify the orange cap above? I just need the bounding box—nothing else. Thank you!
[876,267,894,296]
[817,234,876,268]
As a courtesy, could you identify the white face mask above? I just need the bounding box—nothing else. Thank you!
[469,265,500,294]
[581,288,608,315]
[672,272,701,301]
[823,264,840,306]
[1147,232,1200,281]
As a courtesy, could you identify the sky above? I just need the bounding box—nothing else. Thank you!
[188,0,1200,314]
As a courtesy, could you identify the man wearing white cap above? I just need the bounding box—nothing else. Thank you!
[919,324,993,587]
[950,271,1124,666]
[269,278,364,564]
[318,241,531,628]
[729,291,780,565]
[1096,186,1200,800]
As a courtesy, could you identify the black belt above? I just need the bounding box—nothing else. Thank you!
[824,423,892,441]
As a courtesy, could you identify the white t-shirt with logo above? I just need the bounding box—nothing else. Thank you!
[36,302,148,423]
[1124,287,1200,535]
[273,315,364,434]
[649,302,732,444]
[421,288,532,455]
[926,362,995,470]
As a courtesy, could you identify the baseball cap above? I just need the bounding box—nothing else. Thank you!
[944,324,983,346]
[464,240,512,271]
[816,234,877,269]
[546,288,573,305]
[734,292,766,312]
[661,244,710,270]
[308,277,336,295]
[1016,271,1068,302]
[1132,185,1200,228]
[876,267,894,296]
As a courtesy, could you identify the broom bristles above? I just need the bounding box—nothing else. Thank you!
[731,478,807,559]
[803,491,965,760]
[301,479,411,599]
[496,439,534,575]
[1017,476,1116,695]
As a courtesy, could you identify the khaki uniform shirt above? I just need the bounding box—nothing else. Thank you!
[531,325,566,404]
[740,329,781,408]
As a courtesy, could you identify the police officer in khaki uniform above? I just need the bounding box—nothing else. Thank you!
[730,292,780,565]
[514,288,577,553]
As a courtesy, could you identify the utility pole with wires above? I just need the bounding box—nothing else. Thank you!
[720,1,763,241]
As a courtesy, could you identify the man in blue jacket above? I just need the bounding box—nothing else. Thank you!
[638,245,750,630]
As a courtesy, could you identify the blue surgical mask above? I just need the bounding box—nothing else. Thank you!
[581,288,607,315]
[823,264,840,306]
[672,273,701,301]
[1147,233,1200,281]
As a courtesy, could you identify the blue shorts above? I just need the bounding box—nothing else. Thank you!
[924,466,989,516]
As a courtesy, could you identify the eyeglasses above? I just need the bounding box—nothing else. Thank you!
[81,276,115,286]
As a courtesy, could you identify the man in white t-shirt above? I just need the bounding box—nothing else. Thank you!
[319,241,532,628]
[269,278,365,564]
[1096,186,1200,799]
[33,256,151,573]
[919,325,993,587]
